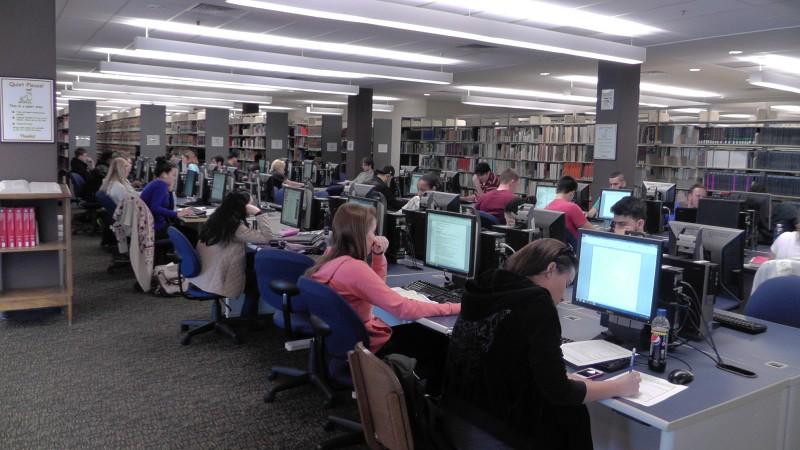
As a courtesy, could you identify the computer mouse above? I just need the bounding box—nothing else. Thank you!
[667,369,694,385]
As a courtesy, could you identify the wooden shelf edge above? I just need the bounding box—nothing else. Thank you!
[0,287,70,302]
[0,242,66,254]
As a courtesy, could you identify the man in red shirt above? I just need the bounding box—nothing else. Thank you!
[476,168,520,223]
[546,176,596,245]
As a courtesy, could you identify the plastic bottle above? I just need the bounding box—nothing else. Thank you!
[648,308,670,373]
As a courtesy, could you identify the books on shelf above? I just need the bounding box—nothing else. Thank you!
[699,127,758,144]
[0,207,39,248]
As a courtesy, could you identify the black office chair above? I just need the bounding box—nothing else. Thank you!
[94,191,130,273]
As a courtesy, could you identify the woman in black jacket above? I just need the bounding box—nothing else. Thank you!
[443,238,640,450]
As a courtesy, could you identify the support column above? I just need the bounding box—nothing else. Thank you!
[139,104,165,159]
[346,88,373,179]
[372,118,392,169]
[321,114,343,164]
[592,61,641,200]
[68,100,96,157]
[265,112,289,161]
[204,107,229,162]
[0,0,56,181]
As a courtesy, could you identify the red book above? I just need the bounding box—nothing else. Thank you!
[6,207,15,248]
[26,207,35,247]
[0,208,5,248]
[14,208,24,248]
[30,207,38,247]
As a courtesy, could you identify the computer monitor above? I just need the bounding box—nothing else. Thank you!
[643,181,677,208]
[644,200,665,234]
[530,209,566,242]
[675,207,698,223]
[729,191,772,233]
[134,158,145,181]
[667,221,744,295]
[408,173,423,195]
[426,191,461,212]
[302,160,314,181]
[347,196,385,235]
[351,183,376,198]
[259,158,267,173]
[573,230,662,342]
[210,172,227,204]
[598,189,633,220]
[425,210,479,278]
[574,182,590,210]
[280,186,304,228]
[535,185,557,209]
[697,198,743,229]
[181,169,197,198]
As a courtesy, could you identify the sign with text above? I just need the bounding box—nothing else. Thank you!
[1,78,54,142]
[594,123,618,160]
[326,142,337,152]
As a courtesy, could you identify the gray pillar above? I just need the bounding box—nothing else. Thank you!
[139,104,165,159]
[0,0,56,181]
[266,112,289,161]
[592,61,641,201]
[346,88,373,179]
[321,114,343,164]
[68,100,96,157]
[204,107,229,161]
[372,118,392,170]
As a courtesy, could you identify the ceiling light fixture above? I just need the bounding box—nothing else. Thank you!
[458,85,595,103]
[98,61,361,96]
[301,100,348,105]
[740,54,800,76]
[670,108,706,114]
[61,91,239,110]
[373,95,400,101]
[729,50,743,55]
[66,71,277,93]
[306,106,343,115]
[556,75,722,97]
[124,18,458,65]
[258,105,295,110]
[226,0,646,64]
[71,82,273,104]
[372,104,395,112]
[540,72,550,76]
[771,105,800,113]
[747,71,800,95]
[689,68,701,72]
[720,113,752,119]
[432,0,661,37]
[461,95,566,112]
[424,93,431,96]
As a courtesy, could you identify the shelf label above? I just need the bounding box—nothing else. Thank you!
[1,77,54,142]
[146,134,160,146]
[326,142,337,152]
[601,89,614,111]
[74,135,91,147]
[378,143,388,153]
[211,136,224,147]
[347,141,354,151]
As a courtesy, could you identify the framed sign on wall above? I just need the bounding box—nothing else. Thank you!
[1,77,54,143]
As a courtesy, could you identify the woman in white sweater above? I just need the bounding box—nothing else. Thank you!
[99,157,138,205]
[189,191,275,299]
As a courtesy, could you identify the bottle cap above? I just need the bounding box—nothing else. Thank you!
[657,308,667,316]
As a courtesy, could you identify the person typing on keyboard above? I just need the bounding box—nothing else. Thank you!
[308,203,460,382]
[443,239,640,449]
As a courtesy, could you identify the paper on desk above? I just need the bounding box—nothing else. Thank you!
[607,371,688,407]
[561,340,632,367]
[392,287,436,303]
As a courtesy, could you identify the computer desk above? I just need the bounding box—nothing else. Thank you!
[378,264,800,450]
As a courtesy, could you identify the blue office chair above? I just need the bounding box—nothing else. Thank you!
[254,249,315,337]
[265,276,369,407]
[478,210,500,229]
[274,187,285,205]
[167,226,241,345]
[745,275,800,328]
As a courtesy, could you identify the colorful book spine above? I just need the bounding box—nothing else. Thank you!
[14,208,24,248]
[0,208,5,248]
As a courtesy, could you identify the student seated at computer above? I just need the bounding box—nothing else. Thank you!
[211,156,225,173]
[227,153,239,170]
[587,171,627,218]
[70,147,93,181]
[443,239,640,450]
[99,157,138,205]
[350,157,375,185]
[476,169,520,223]
[189,191,274,299]
[140,158,196,242]
[368,165,405,210]
[181,150,200,173]
[545,176,596,245]
[268,159,303,190]
[681,183,707,209]
[610,196,647,235]
[401,173,439,211]
[307,203,459,375]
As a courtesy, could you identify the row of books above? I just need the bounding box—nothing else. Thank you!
[478,126,541,143]
[167,120,205,134]
[639,147,800,172]
[641,166,702,184]
[638,125,700,145]
[233,148,263,161]
[703,172,762,192]
[637,147,705,167]
[294,124,322,137]
[57,130,69,144]
[57,115,69,129]
[167,135,204,146]
[483,143,594,162]
[229,136,266,149]
[699,127,758,144]
[0,207,38,249]
[754,150,800,170]
[400,142,481,157]
[763,175,800,197]
[98,116,140,132]
[759,128,800,146]
[229,123,266,136]
[295,136,321,149]
[97,131,140,144]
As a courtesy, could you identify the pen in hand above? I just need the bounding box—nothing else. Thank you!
[629,348,636,372]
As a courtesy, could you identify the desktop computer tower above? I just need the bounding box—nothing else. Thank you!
[491,225,539,251]
[403,209,427,262]
[645,200,665,234]
[478,231,507,276]
[384,211,407,262]
[661,255,719,340]
[327,196,347,220]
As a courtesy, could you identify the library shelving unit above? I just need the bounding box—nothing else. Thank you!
[400,115,596,196]
[167,111,206,160]
[56,108,70,175]
[97,108,141,156]
[229,112,267,163]
[0,184,73,323]
[636,119,800,200]
[291,121,323,160]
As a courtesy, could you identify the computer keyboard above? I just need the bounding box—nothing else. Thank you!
[713,310,767,334]
[403,280,462,304]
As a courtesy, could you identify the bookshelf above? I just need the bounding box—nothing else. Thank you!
[97,108,141,156]
[636,120,800,199]
[229,112,267,163]
[0,185,73,323]
[291,122,323,160]
[400,115,596,196]
[57,109,69,175]
[166,111,206,159]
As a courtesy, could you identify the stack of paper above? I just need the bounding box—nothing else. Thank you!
[561,340,632,367]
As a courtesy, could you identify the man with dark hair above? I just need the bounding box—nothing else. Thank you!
[610,196,647,235]
[685,183,707,209]
[352,157,375,185]
[227,153,239,169]
[370,165,405,210]
[70,147,93,181]
[212,155,225,173]
[546,176,595,243]
[476,168,520,223]
[472,162,500,200]
[587,171,627,218]
[401,173,439,211]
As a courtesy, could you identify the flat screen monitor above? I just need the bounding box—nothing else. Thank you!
[729,191,772,231]
[573,230,662,322]
[644,200,664,234]
[210,172,227,204]
[598,189,633,220]
[280,186,304,228]
[302,160,314,181]
[408,173,423,195]
[351,183,376,198]
[425,210,478,277]
[426,191,460,212]
[181,169,197,198]
[535,185,557,209]
[574,182,591,210]
[643,181,677,207]
[259,159,267,173]
[697,198,742,229]
[668,221,744,291]
[530,209,566,242]
[347,196,384,235]
[134,158,144,181]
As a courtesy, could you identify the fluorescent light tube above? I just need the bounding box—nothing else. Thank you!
[71,82,272,104]
[748,72,800,95]
[670,108,705,114]
[227,0,646,64]
[124,18,458,65]
[556,75,722,98]
[461,95,566,112]
[372,104,395,112]
[374,96,401,101]
[771,105,800,113]
[66,71,278,93]
[740,55,800,76]
[62,91,239,110]
[720,114,753,119]
[99,61,360,96]
[458,85,595,104]
[432,0,660,37]
[306,106,343,115]
[259,105,295,111]
[301,100,347,105]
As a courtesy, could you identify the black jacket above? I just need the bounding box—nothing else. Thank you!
[369,176,404,211]
[443,269,592,450]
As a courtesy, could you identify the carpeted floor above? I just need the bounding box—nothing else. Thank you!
[0,233,361,449]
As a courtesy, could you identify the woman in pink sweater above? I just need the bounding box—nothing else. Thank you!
[307,203,460,356]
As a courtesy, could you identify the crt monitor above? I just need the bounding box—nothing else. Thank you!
[668,221,744,294]
[643,181,676,208]
[425,210,479,278]
[181,169,197,198]
[598,189,633,220]
[697,198,743,230]
[535,185,557,209]
[408,173,423,195]
[426,191,461,212]
[347,196,385,235]
[573,230,662,323]
[280,186,305,228]
[302,160,314,181]
[210,172,227,204]
[530,209,566,242]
